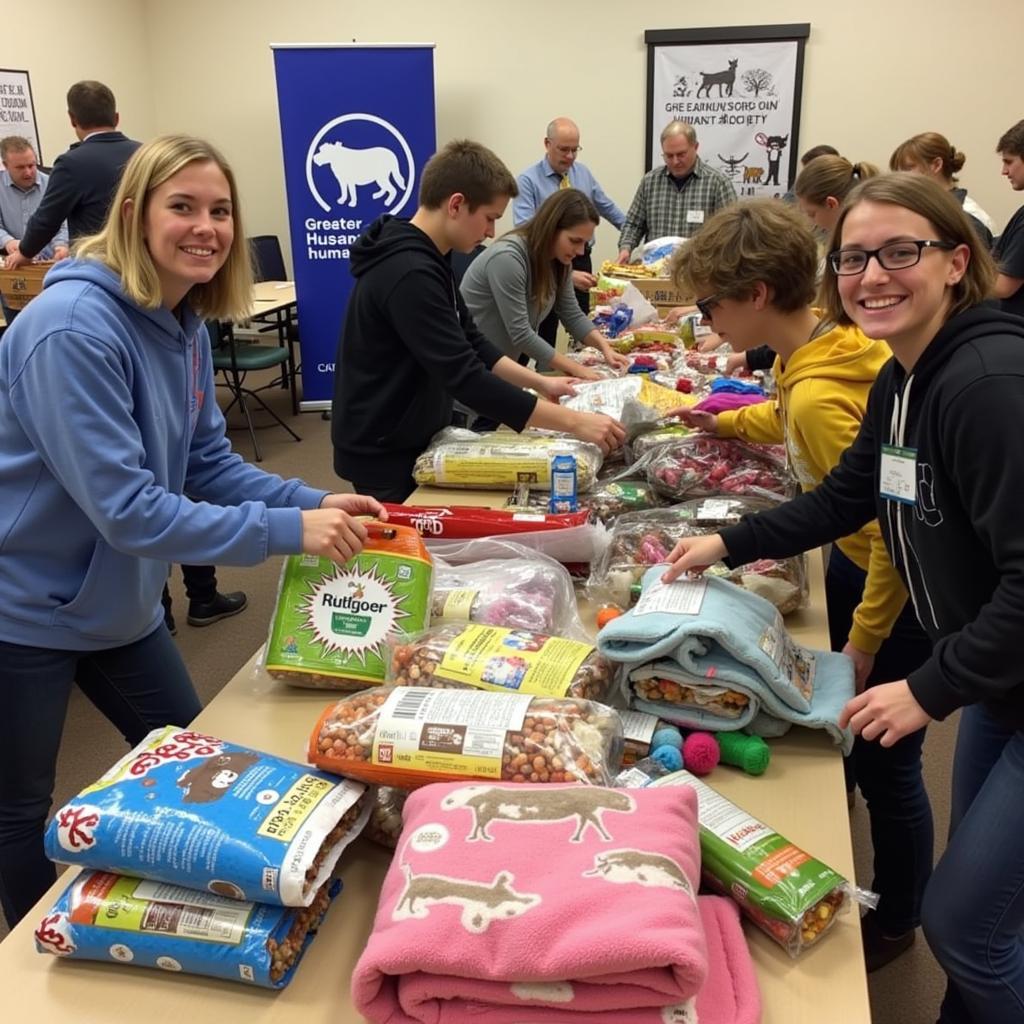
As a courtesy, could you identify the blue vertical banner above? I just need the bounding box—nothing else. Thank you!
[271,44,436,407]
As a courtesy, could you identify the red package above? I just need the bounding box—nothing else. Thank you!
[382,504,590,539]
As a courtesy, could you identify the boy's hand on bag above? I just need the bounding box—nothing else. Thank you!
[320,492,388,520]
[660,534,728,583]
[841,641,875,693]
[300,509,369,565]
[839,680,931,747]
[668,408,717,433]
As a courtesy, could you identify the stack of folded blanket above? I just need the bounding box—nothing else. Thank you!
[598,568,855,752]
[353,781,760,1024]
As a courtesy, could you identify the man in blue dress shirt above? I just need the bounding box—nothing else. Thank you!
[514,117,625,343]
[0,137,69,324]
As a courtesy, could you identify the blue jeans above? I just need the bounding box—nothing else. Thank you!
[826,545,934,933]
[0,627,202,928]
[923,704,1024,1023]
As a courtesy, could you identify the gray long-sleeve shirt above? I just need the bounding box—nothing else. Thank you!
[460,235,594,370]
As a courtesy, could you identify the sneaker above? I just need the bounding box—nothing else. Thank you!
[187,590,248,627]
[861,909,915,972]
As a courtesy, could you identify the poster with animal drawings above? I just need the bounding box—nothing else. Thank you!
[649,37,803,198]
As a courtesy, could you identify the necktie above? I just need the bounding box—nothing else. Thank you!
[559,173,570,190]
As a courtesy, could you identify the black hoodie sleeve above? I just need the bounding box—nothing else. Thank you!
[19,157,77,258]
[744,345,775,372]
[384,266,537,430]
[720,377,882,565]
[907,374,1024,719]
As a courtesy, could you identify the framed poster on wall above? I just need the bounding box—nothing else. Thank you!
[645,24,810,197]
[0,69,41,163]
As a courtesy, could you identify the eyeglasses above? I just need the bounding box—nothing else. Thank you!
[695,292,726,321]
[547,143,582,156]
[828,239,957,276]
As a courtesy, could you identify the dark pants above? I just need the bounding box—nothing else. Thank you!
[349,477,417,504]
[924,705,1024,1023]
[537,250,592,346]
[0,627,202,927]
[161,564,217,619]
[826,545,934,934]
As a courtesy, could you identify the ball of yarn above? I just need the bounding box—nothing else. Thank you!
[650,745,684,772]
[651,726,683,751]
[682,732,720,776]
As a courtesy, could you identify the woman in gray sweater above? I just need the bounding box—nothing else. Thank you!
[461,190,629,378]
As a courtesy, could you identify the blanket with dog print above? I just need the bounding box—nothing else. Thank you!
[352,782,761,1024]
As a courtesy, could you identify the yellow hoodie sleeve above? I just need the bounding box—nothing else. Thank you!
[847,519,910,654]
[716,400,784,445]
[788,380,908,654]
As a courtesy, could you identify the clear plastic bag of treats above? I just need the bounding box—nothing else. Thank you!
[364,787,408,850]
[431,539,586,638]
[307,687,623,790]
[388,623,615,703]
[412,428,603,492]
[588,504,806,613]
[646,435,793,502]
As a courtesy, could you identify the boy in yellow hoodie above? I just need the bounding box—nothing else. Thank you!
[668,199,933,972]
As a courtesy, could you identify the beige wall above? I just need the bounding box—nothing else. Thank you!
[0,0,153,167]
[7,0,1023,272]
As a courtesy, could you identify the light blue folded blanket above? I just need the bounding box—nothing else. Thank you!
[597,568,855,752]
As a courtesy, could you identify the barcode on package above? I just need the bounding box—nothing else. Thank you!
[393,689,431,720]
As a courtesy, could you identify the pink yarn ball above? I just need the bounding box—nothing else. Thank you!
[682,732,720,776]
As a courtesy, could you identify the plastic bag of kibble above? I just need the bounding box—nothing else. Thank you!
[364,787,408,850]
[35,871,339,988]
[412,427,604,492]
[431,539,586,638]
[263,522,432,690]
[388,623,615,702]
[307,686,623,790]
[649,770,877,956]
[45,726,369,906]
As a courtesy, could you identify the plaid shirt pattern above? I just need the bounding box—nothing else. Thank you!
[618,158,737,252]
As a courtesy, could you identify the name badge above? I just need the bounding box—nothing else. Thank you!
[686,209,705,225]
[880,444,917,504]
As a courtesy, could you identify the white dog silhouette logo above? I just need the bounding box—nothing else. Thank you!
[306,113,415,215]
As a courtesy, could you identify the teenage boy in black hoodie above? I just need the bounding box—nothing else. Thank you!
[662,174,1024,1022]
[332,139,625,502]
[993,118,1024,317]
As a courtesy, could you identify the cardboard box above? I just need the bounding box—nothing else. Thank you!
[0,261,54,310]
[610,275,693,307]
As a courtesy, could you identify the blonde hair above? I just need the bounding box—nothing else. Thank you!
[671,199,818,312]
[795,155,878,206]
[75,134,252,319]
[819,173,997,326]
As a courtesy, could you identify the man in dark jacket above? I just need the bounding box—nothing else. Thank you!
[4,80,140,266]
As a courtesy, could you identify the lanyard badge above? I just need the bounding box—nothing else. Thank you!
[879,444,917,505]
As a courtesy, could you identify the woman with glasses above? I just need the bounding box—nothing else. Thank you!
[890,132,994,248]
[662,173,1024,1023]
[461,189,630,389]
[665,198,933,972]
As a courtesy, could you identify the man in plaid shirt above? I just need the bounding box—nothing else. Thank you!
[617,121,736,262]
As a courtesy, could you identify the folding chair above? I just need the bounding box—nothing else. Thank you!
[209,319,300,462]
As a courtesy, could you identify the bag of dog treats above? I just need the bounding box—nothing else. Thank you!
[35,870,339,988]
[651,770,874,956]
[264,522,433,690]
[388,623,615,703]
[308,686,623,790]
[363,787,408,850]
[44,726,369,907]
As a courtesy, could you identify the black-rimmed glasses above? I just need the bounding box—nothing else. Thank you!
[828,240,957,276]
[695,292,726,321]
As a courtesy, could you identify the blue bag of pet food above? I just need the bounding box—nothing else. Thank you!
[35,870,340,988]
[44,726,369,906]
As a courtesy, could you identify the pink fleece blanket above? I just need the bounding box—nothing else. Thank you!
[352,782,761,1024]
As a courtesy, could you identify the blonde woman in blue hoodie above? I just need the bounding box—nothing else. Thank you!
[0,135,384,928]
